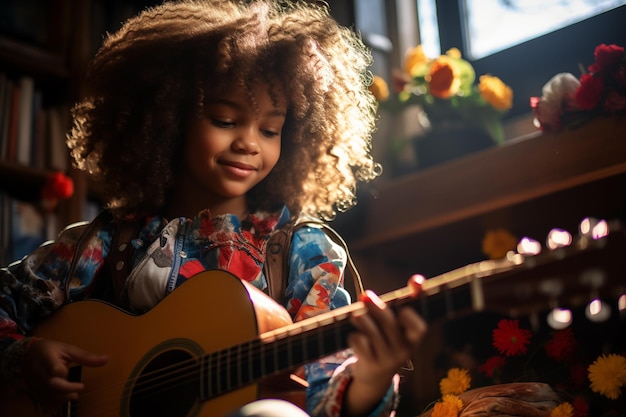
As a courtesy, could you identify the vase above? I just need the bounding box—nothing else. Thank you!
[413,121,494,170]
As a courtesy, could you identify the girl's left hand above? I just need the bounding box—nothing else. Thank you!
[345,289,427,416]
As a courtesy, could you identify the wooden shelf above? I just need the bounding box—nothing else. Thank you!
[0,162,50,204]
[0,35,69,80]
[352,116,626,251]
[342,116,626,299]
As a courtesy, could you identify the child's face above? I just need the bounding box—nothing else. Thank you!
[180,83,286,207]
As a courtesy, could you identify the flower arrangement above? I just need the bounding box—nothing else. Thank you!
[370,45,513,145]
[531,43,626,132]
[422,318,626,417]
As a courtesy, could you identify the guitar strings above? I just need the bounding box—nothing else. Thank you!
[69,316,352,415]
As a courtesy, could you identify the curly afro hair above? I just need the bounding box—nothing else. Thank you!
[67,0,381,219]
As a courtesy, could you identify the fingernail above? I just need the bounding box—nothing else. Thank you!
[360,290,386,309]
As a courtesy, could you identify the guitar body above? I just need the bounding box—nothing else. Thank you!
[3,270,294,417]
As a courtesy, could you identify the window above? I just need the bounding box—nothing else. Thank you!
[423,1,626,118]
[464,0,625,60]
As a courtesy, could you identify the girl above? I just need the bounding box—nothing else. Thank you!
[0,1,427,416]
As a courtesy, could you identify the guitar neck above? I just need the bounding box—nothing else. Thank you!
[198,262,510,397]
[202,220,626,398]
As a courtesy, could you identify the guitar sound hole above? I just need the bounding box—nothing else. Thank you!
[128,349,200,417]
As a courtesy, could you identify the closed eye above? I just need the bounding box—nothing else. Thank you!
[261,129,281,138]
[211,118,235,128]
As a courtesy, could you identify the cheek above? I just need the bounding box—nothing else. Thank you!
[266,142,281,170]
[185,123,221,163]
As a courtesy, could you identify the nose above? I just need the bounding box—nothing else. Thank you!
[232,128,260,154]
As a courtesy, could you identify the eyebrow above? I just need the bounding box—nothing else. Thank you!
[207,98,287,118]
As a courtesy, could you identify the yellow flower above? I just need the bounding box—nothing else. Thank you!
[404,44,429,77]
[431,401,459,417]
[442,394,463,411]
[479,74,514,110]
[369,75,389,102]
[481,228,517,259]
[426,55,461,99]
[439,368,471,396]
[445,47,462,59]
[588,353,626,399]
[550,402,573,417]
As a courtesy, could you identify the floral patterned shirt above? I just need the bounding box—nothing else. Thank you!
[0,206,397,416]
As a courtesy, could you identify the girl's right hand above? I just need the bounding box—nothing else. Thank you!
[20,338,109,412]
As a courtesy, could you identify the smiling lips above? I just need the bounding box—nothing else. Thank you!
[220,160,257,177]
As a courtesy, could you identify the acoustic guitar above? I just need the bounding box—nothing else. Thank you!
[3,221,625,417]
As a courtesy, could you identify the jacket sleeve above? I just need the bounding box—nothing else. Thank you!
[283,224,399,417]
[0,220,109,384]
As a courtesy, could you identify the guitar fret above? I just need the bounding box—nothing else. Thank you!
[215,349,222,394]
[301,332,308,365]
[226,345,231,391]
[249,340,263,382]
[228,345,240,391]
[273,338,279,375]
[237,342,243,388]
[260,341,267,379]
[276,338,290,372]
[317,327,324,359]
[200,354,206,400]
[207,351,214,398]
[287,333,293,370]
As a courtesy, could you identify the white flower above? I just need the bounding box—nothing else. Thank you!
[532,73,581,131]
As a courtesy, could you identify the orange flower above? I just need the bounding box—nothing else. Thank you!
[492,319,532,356]
[588,353,626,399]
[426,56,461,99]
[431,400,459,417]
[439,368,471,396]
[404,44,429,77]
[481,228,517,260]
[551,402,574,417]
[369,75,389,102]
[441,394,463,411]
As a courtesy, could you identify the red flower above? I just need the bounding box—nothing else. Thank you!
[545,328,577,362]
[569,362,588,388]
[492,319,532,356]
[603,90,626,113]
[572,395,589,417]
[391,68,411,93]
[575,73,604,110]
[588,43,624,73]
[613,64,626,90]
[478,355,507,377]
[41,172,74,200]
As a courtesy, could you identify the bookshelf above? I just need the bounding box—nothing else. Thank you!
[0,0,153,264]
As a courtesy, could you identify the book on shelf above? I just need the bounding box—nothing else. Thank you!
[0,72,70,170]
[16,75,34,165]
[0,194,47,265]
[0,74,10,161]
[46,105,69,171]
